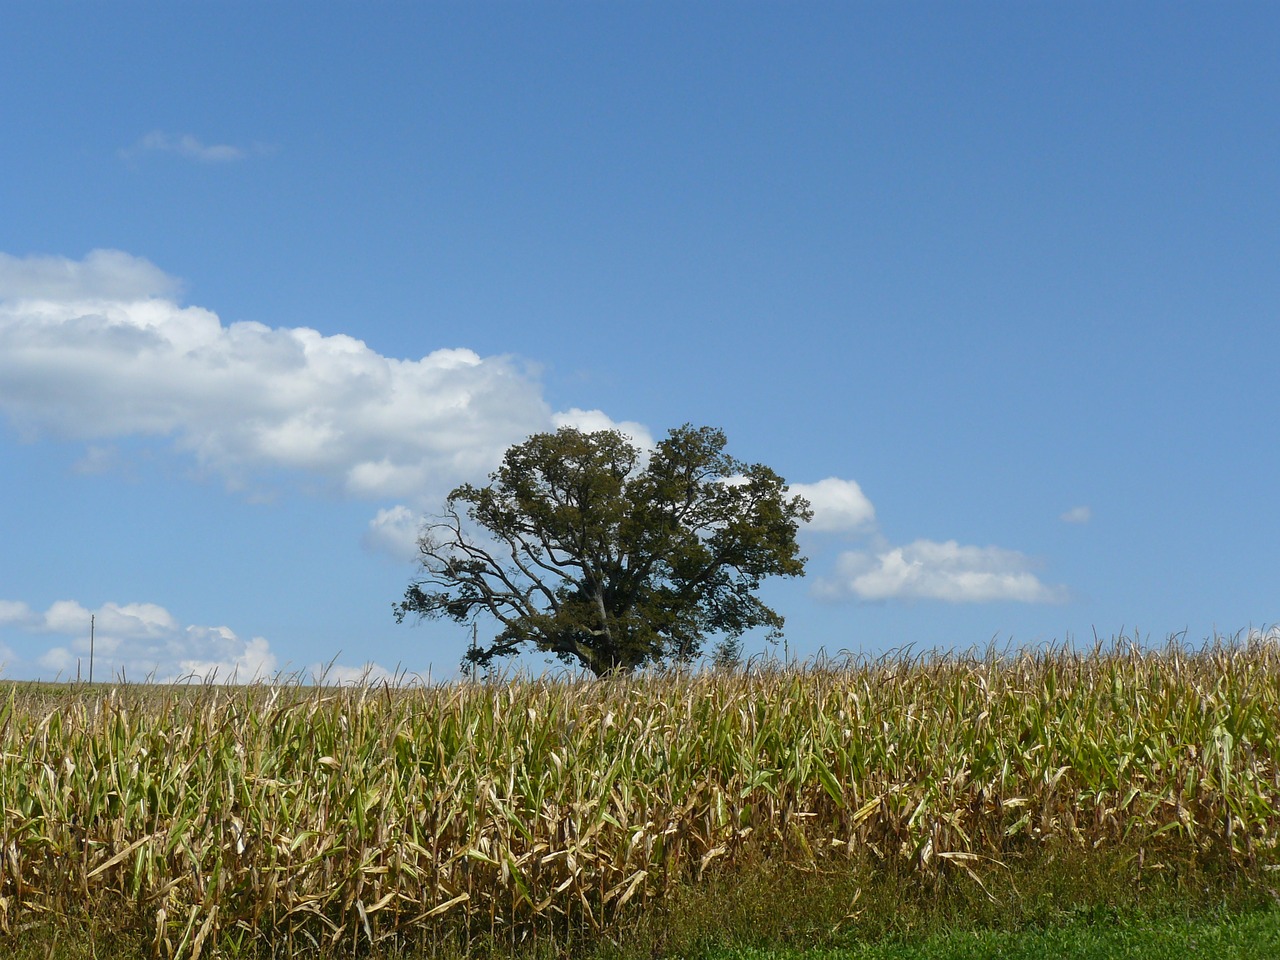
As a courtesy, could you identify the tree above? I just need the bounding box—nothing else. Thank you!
[395,424,812,677]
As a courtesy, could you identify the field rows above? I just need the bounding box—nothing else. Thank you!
[1,642,1278,956]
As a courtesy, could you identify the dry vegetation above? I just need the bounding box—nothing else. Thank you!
[2,640,1279,958]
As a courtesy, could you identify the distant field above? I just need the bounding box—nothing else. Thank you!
[1,641,1278,958]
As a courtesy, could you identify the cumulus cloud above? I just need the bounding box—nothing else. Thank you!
[795,479,1067,604]
[172,630,278,682]
[119,131,256,163]
[552,407,655,450]
[791,477,876,533]
[815,539,1068,604]
[1,598,276,682]
[0,250,1074,614]
[0,600,34,625]
[1060,505,1092,524]
[0,250,557,502]
[0,597,395,684]
[0,249,181,301]
[363,505,423,562]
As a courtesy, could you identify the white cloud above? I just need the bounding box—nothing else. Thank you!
[0,249,181,301]
[46,599,178,638]
[0,250,1073,620]
[73,444,122,475]
[815,539,1068,604]
[791,477,876,533]
[363,505,423,562]
[1060,505,1092,524]
[120,131,252,163]
[0,597,275,682]
[0,596,398,684]
[40,599,96,635]
[793,480,1069,604]
[38,646,75,674]
[0,600,34,625]
[172,629,278,683]
[0,250,562,503]
[552,408,655,450]
[310,661,399,685]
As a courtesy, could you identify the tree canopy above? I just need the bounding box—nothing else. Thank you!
[394,424,812,677]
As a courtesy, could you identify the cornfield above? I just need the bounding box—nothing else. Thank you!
[2,640,1279,957]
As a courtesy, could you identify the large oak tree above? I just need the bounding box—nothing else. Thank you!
[395,424,811,676]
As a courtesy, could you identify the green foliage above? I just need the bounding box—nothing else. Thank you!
[395,424,812,676]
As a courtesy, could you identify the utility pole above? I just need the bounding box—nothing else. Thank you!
[467,622,478,681]
[89,614,95,685]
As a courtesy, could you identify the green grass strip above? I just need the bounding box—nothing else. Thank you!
[702,906,1280,960]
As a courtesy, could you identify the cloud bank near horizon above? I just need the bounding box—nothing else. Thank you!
[0,597,276,682]
[0,597,394,684]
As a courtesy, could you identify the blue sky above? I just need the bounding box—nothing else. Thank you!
[1,2,1277,682]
